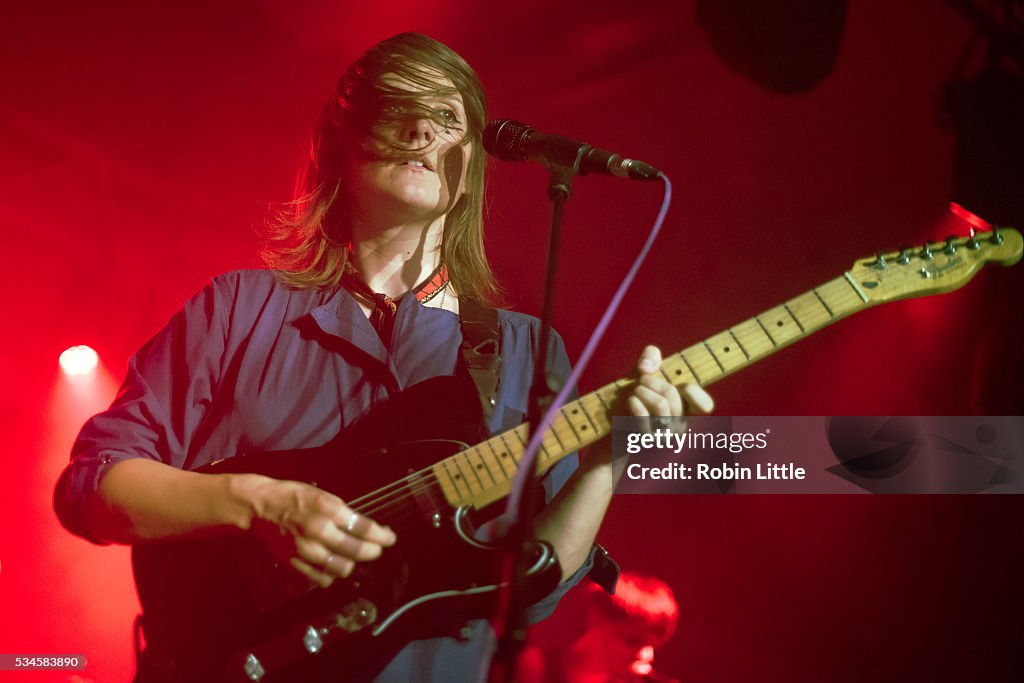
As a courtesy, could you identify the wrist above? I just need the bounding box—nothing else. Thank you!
[222,472,272,533]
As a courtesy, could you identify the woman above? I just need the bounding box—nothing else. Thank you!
[55,32,712,681]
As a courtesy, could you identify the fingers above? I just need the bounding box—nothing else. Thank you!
[253,480,397,589]
[637,344,662,374]
[682,382,715,415]
[290,556,343,589]
[305,501,397,575]
[630,345,714,417]
[333,509,397,547]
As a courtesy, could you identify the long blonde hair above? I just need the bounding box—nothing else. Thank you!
[260,33,499,305]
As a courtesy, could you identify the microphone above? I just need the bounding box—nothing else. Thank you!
[483,119,662,181]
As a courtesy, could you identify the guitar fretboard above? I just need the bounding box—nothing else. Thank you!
[432,273,870,509]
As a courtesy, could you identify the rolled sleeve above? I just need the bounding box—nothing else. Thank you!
[53,278,229,543]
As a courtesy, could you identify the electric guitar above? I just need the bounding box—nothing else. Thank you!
[133,228,1022,682]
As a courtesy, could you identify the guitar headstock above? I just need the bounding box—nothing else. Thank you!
[847,228,1022,304]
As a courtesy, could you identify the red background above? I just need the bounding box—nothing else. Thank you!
[2,1,1021,681]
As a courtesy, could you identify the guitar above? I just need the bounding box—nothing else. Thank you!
[133,228,1022,682]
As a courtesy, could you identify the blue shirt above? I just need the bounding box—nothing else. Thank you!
[55,269,590,681]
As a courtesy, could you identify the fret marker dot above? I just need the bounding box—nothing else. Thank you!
[723,346,731,353]
[777,320,784,327]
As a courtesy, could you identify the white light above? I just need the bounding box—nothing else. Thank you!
[60,345,99,382]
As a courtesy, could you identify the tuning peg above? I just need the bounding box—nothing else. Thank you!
[918,242,934,260]
[896,247,913,264]
[871,253,887,270]
[943,236,958,255]
[989,226,1004,245]
[966,234,981,250]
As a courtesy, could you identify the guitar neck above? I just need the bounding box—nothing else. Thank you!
[433,272,871,509]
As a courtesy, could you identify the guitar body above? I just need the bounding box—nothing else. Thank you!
[132,376,561,682]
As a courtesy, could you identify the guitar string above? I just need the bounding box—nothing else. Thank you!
[342,285,866,522]
[342,391,628,513]
[343,354,728,520]
[342,391,636,521]
[348,435,574,518]
[343,423,570,518]
[344,390,627,520]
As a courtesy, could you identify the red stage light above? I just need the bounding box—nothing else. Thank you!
[631,659,654,675]
[59,345,99,382]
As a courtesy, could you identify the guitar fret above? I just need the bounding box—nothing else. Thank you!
[486,438,514,480]
[819,277,863,316]
[514,423,559,466]
[456,451,485,493]
[702,341,726,373]
[791,292,832,329]
[732,319,774,358]
[677,350,703,383]
[812,289,835,318]
[727,329,751,360]
[759,306,801,344]
[557,409,581,446]
[498,433,522,467]
[472,445,498,487]
[441,459,472,501]
[569,409,593,446]
[754,316,780,346]
[434,475,456,506]
[782,303,806,333]
[577,399,604,439]
[662,356,695,385]
[681,345,722,382]
[705,332,746,372]
[575,400,600,441]
[546,421,568,453]
[538,436,556,461]
[457,450,483,491]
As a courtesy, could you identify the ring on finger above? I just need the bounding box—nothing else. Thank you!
[650,415,672,430]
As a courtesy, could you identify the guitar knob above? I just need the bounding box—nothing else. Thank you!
[303,625,324,654]
[919,242,934,260]
[943,236,958,255]
[243,653,265,681]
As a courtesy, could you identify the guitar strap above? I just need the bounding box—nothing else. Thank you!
[457,298,502,420]
[457,300,620,595]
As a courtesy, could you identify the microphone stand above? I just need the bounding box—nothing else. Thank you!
[488,159,581,683]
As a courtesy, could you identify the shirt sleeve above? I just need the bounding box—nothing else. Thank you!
[53,278,230,544]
